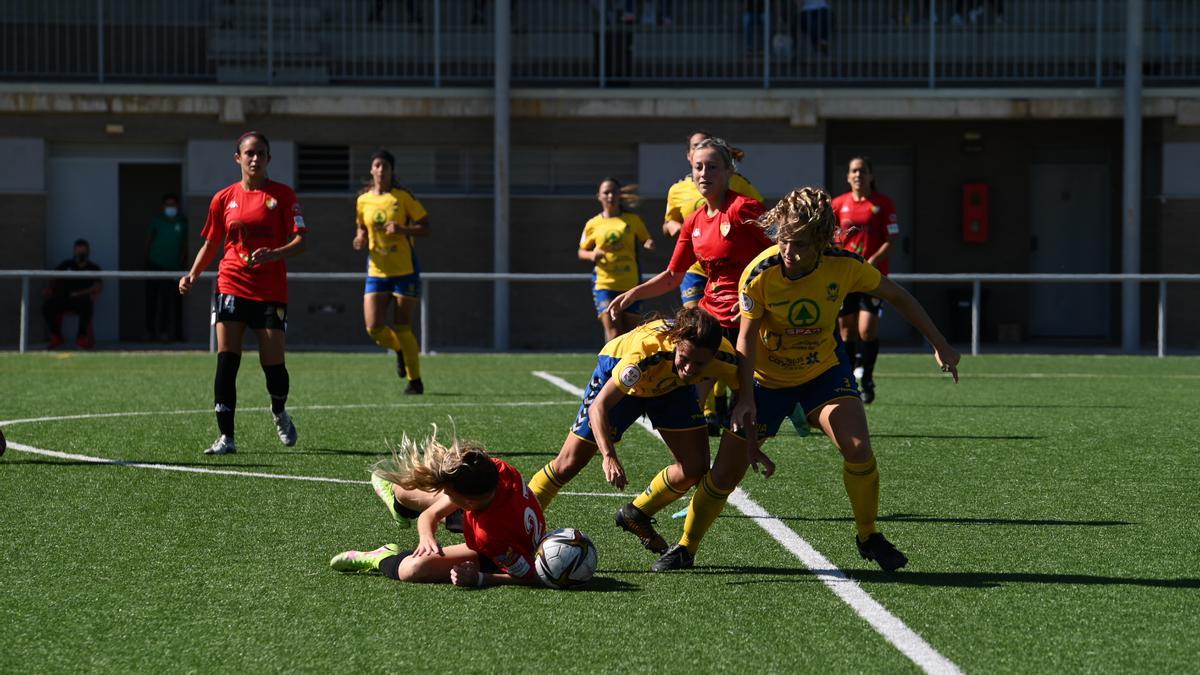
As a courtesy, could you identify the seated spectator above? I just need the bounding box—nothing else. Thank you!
[43,239,101,349]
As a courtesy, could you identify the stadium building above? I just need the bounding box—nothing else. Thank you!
[1,0,1197,351]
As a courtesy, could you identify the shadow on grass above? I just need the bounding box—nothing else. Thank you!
[566,576,639,592]
[885,402,1134,410]
[870,433,1045,440]
[727,512,1136,527]
[263,448,388,457]
[697,566,1200,589]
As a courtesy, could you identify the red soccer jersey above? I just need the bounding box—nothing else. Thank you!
[667,192,771,327]
[201,180,306,303]
[462,459,546,582]
[831,191,898,276]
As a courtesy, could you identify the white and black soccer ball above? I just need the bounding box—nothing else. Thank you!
[535,527,597,590]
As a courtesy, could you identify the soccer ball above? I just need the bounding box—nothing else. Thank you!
[535,528,597,590]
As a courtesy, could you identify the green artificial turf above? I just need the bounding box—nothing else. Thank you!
[1,351,1198,673]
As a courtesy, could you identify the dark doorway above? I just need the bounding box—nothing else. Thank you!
[118,163,184,342]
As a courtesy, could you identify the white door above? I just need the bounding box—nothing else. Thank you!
[46,158,120,342]
[1029,163,1111,338]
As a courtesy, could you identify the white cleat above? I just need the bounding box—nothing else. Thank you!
[204,435,237,455]
[274,411,297,447]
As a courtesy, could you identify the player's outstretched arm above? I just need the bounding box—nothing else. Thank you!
[588,379,628,490]
[870,276,960,382]
[414,492,459,557]
[608,269,683,321]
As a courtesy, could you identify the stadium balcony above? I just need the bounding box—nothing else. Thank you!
[1,0,1197,88]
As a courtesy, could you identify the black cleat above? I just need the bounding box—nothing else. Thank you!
[860,378,876,405]
[856,532,908,572]
[404,378,424,395]
[445,508,465,533]
[615,503,668,554]
[395,350,406,379]
[651,544,695,572]
[705,415,722,437]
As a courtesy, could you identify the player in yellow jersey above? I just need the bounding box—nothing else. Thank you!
[662,130,764,434]
[354,149,430,395]
[578,177,654,342]
[652,187,960,573]
[527,307,760,555]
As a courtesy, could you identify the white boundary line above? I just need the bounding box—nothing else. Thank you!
[532,370,962,675]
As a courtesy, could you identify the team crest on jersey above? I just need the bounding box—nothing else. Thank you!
[265,197,277,210]
[619,365,641,388]
[720,221,731,237]
[826,282,840,302]
[870,205,880,214]
[740,294,755,312]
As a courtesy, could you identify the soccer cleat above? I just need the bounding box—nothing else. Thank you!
[329,543,400,574]
[615,503,668,554]
[370,472,410,528]
[705,414,721,437]
[852,366,865,383]
[650,544,695,572]
[860,378,876,405]
[274,411,297,446]
[204,435,237,455]
[404,379,424,396]
[395,349,406,380]
[856,532,908,572]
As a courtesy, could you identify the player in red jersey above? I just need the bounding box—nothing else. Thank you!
[330,426,548,588]
[831,157,899,404]
[179,131,307,456]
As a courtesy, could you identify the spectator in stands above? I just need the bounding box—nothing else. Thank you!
[743,0,767,57]
[144,193,187,342]
[621,0,674,26]
[578,177,654,342]
[794,0,830,58]
[43,238,101,350]
[952,0,1004,27]
[178,131,307,456]
[354,149,430,395]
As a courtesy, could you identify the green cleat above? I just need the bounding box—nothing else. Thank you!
[371,472,411,528]
[330,543,400,574]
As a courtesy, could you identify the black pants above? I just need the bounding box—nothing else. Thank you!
[43,295,93,338]
[145,271,182,340]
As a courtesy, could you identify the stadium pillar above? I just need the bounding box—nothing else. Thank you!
[1121,0,1143,353]
[493,0,511,351]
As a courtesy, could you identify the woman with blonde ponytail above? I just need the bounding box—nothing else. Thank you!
[578,177,655,342]
[329,424,546,589]
[653,186,960,574]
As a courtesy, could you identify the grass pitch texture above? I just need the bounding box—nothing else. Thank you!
[1,352,1198,672]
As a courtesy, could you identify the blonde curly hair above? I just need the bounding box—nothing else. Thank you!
[757,186,838,249]
[371,422,497,496]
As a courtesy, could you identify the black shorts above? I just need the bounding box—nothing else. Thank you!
[839,292,883,318]
[212,293,288,331]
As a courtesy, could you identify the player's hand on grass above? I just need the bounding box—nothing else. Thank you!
[601,453,627,491]
[935,346,961,383]
[450,561,480,588]
[414,536,443,557]
[749,445,775,479]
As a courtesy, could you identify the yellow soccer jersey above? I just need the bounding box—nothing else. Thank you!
[664,174,764,276]
[579,212,652,291]
[739,245,882,388]
[600,320,740,398]
[356,188,429,277]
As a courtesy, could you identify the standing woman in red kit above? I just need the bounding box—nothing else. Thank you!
[179,131,308,456]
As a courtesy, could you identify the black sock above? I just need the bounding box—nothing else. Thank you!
[844,340,859,369]
[378,550,413,580]
[263,363,289,415]
[395,502,421,520]
[214,352,241,437]
[861,339,880,380]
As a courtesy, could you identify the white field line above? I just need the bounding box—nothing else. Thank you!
[1,399,627,499]
[532,369,962,675]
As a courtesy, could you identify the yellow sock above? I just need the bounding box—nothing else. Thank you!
[702,388,717,418]
[632,467,688,517]
[679,473,732,554]
[367,326,401,352]
[528,463,565,510]
[843,456,880,541]
[394,326,421,380]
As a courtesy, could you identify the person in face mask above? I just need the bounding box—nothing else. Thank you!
[42,238,102,349]
[145,193,188,341]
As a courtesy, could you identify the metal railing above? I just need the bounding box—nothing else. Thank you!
[4,269,1198,356]
[2,0,1197,87]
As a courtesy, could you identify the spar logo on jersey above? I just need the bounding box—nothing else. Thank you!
[787,299,820,327]
[618,365,641,388]
[740,294,755,312]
